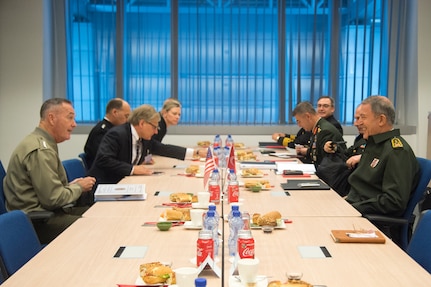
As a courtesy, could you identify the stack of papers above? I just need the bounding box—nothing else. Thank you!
[275,162,316,174]
[94,184,147,201]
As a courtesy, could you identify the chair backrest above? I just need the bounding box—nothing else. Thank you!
[404,157,431,220]
[0,160,7,214]
[78,152,89,171]
[0,210,42,277]
[62,158,86,182]
[407,210,431,273]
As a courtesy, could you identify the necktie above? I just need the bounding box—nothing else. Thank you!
[133,139,142,165]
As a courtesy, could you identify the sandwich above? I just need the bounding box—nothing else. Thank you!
[140,262,176,285]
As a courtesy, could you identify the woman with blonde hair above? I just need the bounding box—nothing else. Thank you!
[152,98,181,142]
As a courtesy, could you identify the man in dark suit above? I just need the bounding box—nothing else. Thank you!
[292,101,346,166]
[83,98,131,169]
[88,104,205,185]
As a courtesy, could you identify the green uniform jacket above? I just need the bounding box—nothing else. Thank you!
[347,129,420,216]
[3,127,82,213]
[307,118,346,166]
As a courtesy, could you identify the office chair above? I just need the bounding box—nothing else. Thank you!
[364,157,431,250]
[0,210,42,279]
[0,160,54,221]
[406,210,431,273]
[78,152,89,171]
[62,158,86,182]
[0,160,7,214]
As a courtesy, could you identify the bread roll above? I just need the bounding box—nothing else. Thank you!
[140,262,176,285]
[164,209,183,220]
[173,207,191,221]
[256,211,282,226]
[252,213,261,225]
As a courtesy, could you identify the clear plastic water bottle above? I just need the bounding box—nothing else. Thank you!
[203,204,220,226]
[213,146,221,167]
[213,134,222,148]
[203,210,219,256]
[227,169,239,203]
[208,169,221,204]
[227,204,241,222]
[195,278,207,287]
[225,134,234,147]
[217,147,227,169]
[228,210,244,256]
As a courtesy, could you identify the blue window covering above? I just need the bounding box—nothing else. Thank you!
[65,0,406,126]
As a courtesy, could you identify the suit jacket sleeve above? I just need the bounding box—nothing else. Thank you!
[149,140,187,160]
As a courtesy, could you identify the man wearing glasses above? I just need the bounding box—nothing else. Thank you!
[88,104,205,186]
[316,96,343,135]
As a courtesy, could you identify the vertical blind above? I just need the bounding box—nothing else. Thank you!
[63,0,410,126]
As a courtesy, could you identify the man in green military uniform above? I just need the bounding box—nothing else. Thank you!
[292,101,346,166]
[3,98,96,244]
[346,96,420,216]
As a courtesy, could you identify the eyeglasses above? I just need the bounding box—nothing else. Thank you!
[147,121,160,130]
[317,104,331,108]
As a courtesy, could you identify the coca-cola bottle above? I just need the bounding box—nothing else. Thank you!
[196,230,214,266]
[237,229,255,259]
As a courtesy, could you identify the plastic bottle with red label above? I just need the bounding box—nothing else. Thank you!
[237,229,255,259]
[196,230,214,266]
[227,169,239,203]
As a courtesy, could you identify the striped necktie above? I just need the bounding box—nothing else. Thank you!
[133,139,143,165]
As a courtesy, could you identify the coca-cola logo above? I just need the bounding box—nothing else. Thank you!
[241,247,254,257]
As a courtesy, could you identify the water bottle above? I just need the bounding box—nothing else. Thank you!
[213,146,221,167]
[227,169,239,203]
[203,210,219,256]
[225,134,234,147]
[208,169,221,204]
[195,278,207,287]
[202,204,220,228]
[213,134,222,148]
[227,204,241,222]
[228,210,244,256]
[217,147,227,169]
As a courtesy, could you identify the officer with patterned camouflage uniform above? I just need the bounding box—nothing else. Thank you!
[346,96,420,216]
[3,98,96,243]
[292,101,346,166]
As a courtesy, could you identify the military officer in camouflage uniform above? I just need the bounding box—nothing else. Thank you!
[346,96,420,216]
[292,101,346,166]
[3,98,96,243]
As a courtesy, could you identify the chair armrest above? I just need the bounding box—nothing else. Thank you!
[364,214,408,226]
[27,211,54,221]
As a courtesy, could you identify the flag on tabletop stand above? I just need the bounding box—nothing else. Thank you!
[203,147,215,189]
[227,145,236,174]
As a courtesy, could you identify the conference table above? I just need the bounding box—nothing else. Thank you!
[1,150,430,287]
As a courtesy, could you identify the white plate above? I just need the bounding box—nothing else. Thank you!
[135,276,177,286]
[183,221,202,230]
[228,275,268,287]
[250,221,286,229]
[240,173,264,178]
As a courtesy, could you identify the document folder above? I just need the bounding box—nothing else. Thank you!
[94,184,147,201]
[280,179,330,190]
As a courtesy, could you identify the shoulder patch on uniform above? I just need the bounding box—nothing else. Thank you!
[101,123,106,129]
[391,138,403,149]
[39,139,48,149]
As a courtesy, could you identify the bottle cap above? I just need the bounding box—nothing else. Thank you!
[232,210,241,217]
[207,210,215,217]
[195,277,207,287]
[208,204,216,211]
[231,205,239,211]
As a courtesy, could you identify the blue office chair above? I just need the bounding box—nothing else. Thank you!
[62,158,86,182]
[0,210,42,279]
[365,157,431,250]
[0,160,7,214]
[78,152,89,171]
[406,210,431,273]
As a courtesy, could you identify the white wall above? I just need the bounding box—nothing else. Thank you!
[0,0,429,168]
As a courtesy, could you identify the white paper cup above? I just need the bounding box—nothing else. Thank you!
[190,209,205,227]
[174,267,199,287]
[197,192,210,204]
[238,258,260,284]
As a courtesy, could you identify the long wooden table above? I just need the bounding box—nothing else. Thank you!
[2,153,430,286]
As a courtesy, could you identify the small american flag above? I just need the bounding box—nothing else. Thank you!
[203,147,215,188]
[227,145,236,174]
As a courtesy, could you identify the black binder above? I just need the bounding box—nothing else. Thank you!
[281,179,330,190]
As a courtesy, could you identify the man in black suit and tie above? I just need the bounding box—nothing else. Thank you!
[88,104,205,185]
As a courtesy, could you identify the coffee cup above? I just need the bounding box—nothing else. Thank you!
[190,209,205,227]
[174,267,199,287]
[197,192,210,205]
[238,258,260,285]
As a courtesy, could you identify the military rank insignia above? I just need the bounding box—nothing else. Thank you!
[391,138,403,149]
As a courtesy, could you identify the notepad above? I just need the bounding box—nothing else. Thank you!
[94,184,147,201]
[281,179,330,190]
[330,230,386,243]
